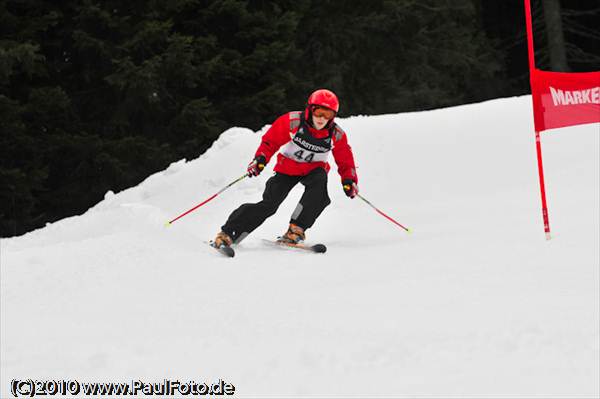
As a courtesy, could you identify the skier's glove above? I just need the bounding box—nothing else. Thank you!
[342,179,359,199]
[247,155,266,177]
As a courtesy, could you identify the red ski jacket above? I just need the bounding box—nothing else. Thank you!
[254,110,358,183]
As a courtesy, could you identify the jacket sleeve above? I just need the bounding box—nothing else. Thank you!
[254,113,291,163]
[331,127,358,184]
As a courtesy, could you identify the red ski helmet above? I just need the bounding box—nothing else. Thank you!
[307,89,339,113]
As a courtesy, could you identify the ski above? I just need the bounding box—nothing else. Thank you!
[208,241,235,257]
[262,239,327,253]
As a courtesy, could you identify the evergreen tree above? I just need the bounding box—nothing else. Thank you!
[1,0,528,237]
[292,0,505,115]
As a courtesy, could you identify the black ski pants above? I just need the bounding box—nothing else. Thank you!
[221,168,331,243]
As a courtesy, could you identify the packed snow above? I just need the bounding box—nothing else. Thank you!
[1,96,598,397]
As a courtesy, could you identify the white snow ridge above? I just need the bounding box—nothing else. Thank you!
[1,96,598,398]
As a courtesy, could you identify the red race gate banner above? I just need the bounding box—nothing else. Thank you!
[531,69,600,132]
[524,0,599,239]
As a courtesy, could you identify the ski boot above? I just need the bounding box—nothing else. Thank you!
[278,223,305,244]
[213,231,233,248]
[211,231,234,257]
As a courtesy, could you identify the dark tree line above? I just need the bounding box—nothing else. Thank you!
[1,0,598,237]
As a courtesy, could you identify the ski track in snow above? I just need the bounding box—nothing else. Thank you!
[1,96,599,397]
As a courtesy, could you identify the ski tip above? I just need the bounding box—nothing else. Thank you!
[312,244,327,253]
[221,246,235,257]
[406,228,412,234]
[164,221,172,228]
[209,241,235,257]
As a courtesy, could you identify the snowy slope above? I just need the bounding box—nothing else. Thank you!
[1,96,598,398]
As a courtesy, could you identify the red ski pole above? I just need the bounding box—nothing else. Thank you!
[166,173,248,226]
[352,190,411,233]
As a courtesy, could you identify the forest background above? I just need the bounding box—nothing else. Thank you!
[1,0,598,237]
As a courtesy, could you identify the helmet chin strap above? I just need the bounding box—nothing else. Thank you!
[306,106,316,128]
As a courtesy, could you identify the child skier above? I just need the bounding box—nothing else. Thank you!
[213,89,359,248]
